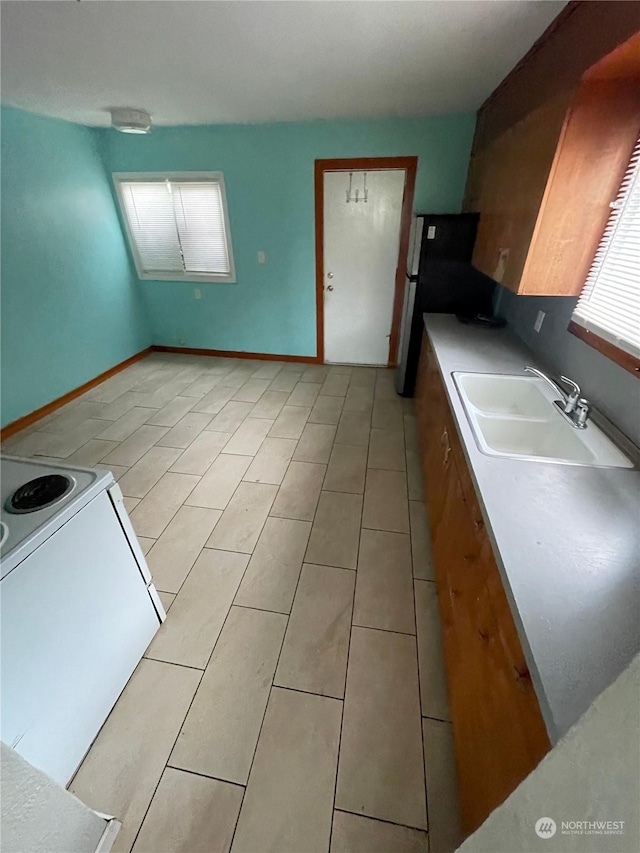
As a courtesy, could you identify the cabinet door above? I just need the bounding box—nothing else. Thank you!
[434,459,550,835]
[483,537,551,769]
[424,417,449,537]
[414,333,431,443]
[433,462,504,834]
[419,341,450,537]
[469,93,570,292]
[433,458,483,656]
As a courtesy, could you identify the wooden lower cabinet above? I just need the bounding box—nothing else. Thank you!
[416,334,551,835]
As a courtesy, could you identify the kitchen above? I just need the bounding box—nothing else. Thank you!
[1,2,639,853]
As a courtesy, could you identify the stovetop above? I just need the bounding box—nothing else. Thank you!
[0,456,114,579]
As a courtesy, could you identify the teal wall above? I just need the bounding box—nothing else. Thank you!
[1,107,151,427]
[98,114,475,357]
[1,110,474,426]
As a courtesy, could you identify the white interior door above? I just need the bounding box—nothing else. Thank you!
[323,169,406,365]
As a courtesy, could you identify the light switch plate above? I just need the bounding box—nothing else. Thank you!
[257,251,266,263]
[194,288,202,300]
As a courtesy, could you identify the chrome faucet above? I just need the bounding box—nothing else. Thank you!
[524,366,590,428]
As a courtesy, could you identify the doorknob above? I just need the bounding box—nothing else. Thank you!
[327,272,334,279]
[327,284,334,291]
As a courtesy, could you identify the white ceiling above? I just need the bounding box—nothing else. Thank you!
[1,1,566,127]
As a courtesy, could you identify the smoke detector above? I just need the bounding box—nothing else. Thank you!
[110,108,152,134]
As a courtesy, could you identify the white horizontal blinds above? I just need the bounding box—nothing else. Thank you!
[171,182,230,274]
[572,138,640,359]
[120,181,183,273]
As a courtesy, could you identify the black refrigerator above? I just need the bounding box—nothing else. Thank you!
[395,213,496,396]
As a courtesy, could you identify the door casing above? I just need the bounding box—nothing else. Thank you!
[314,157,418,366]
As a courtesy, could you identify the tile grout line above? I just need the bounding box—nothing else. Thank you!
[407,404,432,840]
[228,602,290,617]
[128,472,201,542]
[227,370,366,849]
[139,405,275,544]
[334,806,429,836]
[132,488,265,853]
[116,661,206,853]
[351,622,417,638]
[123,360,291,849]
[141,654,205,672]
[124,367,286,849]
[194,387,318,848]
[226,422,327,852]
[164,763,246,790]
[327,396,367,851]
[423,714,452,725]
[270,682,345,703]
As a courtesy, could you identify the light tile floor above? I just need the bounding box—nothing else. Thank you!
[2,353,463,853]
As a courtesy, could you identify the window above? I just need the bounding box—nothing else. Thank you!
[570,138,640,373]
[113,173,235,283]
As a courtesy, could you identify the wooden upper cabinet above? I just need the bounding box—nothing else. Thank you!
[465,28,640,297]
[466,93,571,293]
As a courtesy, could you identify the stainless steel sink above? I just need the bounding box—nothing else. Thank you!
[453,372,634,469]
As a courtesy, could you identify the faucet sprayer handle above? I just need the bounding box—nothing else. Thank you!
[559,375,582,414]
[560,376,581,397]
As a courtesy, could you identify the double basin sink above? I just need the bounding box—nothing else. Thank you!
[454,372,635,469]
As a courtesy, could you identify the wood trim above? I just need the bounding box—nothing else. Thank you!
[152,345,320,364]
[1,344,320,441]
[568,321,640,377]
[388,158,418,367]
[314,161,326,364]
[0,347,153,441]
[315,157,420,172]
[314,156,418,367]
[474,1,640,153]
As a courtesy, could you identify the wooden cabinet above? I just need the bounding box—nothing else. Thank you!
[415,341,448,531]
[466,32,640,297]
[466,93,571,294]
[416,334,551,835]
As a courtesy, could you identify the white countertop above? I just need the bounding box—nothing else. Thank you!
[424,314,640,743]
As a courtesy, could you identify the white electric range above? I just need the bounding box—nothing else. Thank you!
[0,455,165,785]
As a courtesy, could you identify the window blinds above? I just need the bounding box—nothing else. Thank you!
[119,178,232,278]
[571,137,640,359]
[172,182,230,274]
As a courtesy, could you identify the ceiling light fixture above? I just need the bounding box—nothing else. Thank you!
[110,107,152,134]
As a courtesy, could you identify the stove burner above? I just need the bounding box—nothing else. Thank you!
[5,474,74,514]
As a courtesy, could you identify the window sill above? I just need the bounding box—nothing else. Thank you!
[139,273,236,284]
[568,321,640,378]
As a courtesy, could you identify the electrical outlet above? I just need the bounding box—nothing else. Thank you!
[194,288,202,300]
[534,310,546,333]
[257,251,266,264]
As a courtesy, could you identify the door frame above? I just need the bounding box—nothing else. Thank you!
[314,156,418,366]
